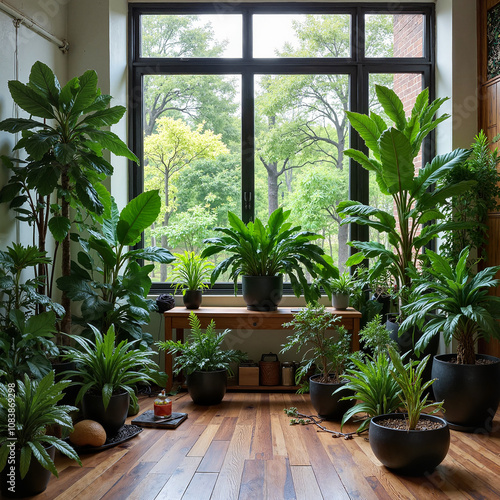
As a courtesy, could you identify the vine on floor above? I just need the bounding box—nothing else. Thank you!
[284,407,364,439]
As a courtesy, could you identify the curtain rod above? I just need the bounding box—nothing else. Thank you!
[0,0,69,53]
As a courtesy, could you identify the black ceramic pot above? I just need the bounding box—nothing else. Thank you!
[242,275,283,311]
[1,444,55,497]
[82,391,130,436]
[369,413,450,475]
[187,370,228,405]
[309,375,355,420]
[183,290,203,309]
[432,354,500,432]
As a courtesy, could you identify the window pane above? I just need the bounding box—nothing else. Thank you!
[142,75,241,283]
[365,14,424,58]
[141,15,242,58]
[368,73,423,254]
[253,14,351,58]
[255,73,350,272]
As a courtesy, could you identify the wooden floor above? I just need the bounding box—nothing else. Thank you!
[36,391,500,500]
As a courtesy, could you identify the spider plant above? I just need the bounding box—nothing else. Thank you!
[170,251,213,294]
[0,371,81,479]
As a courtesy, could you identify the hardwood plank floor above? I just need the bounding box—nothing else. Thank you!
[33,392,500,500]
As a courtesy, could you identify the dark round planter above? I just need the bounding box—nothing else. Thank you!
[309,375,356,421]
[82,391,130,436]
[369,413,450,475]
[183,290,203,309]
[432,353,500,432]
[187,370,228,405]
[1,444,55,497]
[242,275,283,311]
[332,293,349,310]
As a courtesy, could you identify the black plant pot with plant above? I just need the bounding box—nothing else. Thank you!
[242,275,283,311]
[157,312,246,406]
[309,376,355,420]
[82,392,131,435]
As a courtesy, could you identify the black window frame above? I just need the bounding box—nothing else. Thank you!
[128,2,435,294]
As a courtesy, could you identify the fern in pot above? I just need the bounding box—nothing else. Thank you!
[157,312,246,405]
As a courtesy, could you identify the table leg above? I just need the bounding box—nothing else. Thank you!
[164,315,173,392]
[352,316,360,351]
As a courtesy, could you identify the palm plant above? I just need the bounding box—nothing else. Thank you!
[171,251,213,294]
[0,371,81,479]
[337,353,401,432]
[62,324,161,410]
[201,207,337,302]
[338,85,474,312]
[0,61,138,335]
[157,312,246,375]
[400,248,500,365]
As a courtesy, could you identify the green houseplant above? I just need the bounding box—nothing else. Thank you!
[0,244,63,383]
[57,190,174,346]
[0,61,138,336]
[330,271,355,310]
[157,312,246,405]
[0,372,81,497]
[201,207,338,310]
[400,248,500,431]
[170,251,213,309]
[368,346,448,475]
[62,324,161,435]
[338,85,474,315]
[281,303,354,420]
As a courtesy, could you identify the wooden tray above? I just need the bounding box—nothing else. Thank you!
[131,410,188,429]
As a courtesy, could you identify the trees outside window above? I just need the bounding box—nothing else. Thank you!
[129,4,434,288]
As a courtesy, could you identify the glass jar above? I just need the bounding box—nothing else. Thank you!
[154,389,172,419]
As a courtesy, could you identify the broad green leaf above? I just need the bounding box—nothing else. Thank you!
[8,80,54,119]
[379,128,414,193]
[80,106,126,127]
[345,111,382,158]
[49,216,71,242]
[344,149,381,173]
[86,130,139,163]
[0,118,46,133]
[28,61,60,106]
[376,85,406,130]
[72,70,99,113]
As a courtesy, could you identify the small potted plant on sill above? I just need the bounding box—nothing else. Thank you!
[0,372,82,498]
[368,346,449,475]
[170,251,213,309]
[157,312,246,405]
[201,207,338,311]
[281,303,354,420]
[330,271,355,310]
[62,324,162,435]
[400,247,500,431]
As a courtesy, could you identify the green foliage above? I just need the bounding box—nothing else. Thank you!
[0,244,63,383]
[387,346,443,430]
[57,191,174,346]
[62,324,161,410]
[281,303,351,384]
[338,85,474,311]
[156,312,246,375]
[201,207,338,302]
[336,353,401,433]
[400,248,500,364]
[439,131,500,266]
[170,251,213,293]
[359,315,398,357]
[0,62,137,329]
[330,271,355,295]
[0,372,81,479]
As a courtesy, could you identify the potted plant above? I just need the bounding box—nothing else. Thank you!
[62,324,161,435]
[201,207,338,311]
[0,372,81,497]
[281,303,354,420]
[0,244,63,383]
[157,312,246,405]
[400,248,500,431]
[57,190,174,346]
[337,85,473,319]
[0,61,138,337]
[330,271,354,310]
[170,251,213,309]
[368,346,449,475]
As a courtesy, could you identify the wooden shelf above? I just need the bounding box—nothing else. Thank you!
[227,385,300,392]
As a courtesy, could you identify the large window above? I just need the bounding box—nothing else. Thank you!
[129,3,435,290]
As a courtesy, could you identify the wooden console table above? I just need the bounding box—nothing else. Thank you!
[163,306,361,391]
